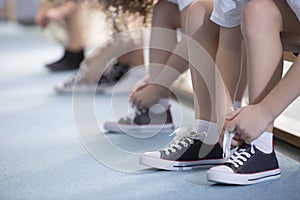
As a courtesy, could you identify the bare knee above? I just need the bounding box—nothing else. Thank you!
[183,1,213,36]
[152,0,181,28]
[242,0,282,39]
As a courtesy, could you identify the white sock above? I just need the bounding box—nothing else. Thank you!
[157,98,169,109]
[193,119,219,145]
[251,132,273,154]
[149,98,169,114]
[233,100,242,110]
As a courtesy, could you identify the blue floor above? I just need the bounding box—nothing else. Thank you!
[0,23,299,200]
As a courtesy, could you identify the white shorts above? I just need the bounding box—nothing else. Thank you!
[287,0,300,21]
[168,0,195,12]
[210,0,249,28]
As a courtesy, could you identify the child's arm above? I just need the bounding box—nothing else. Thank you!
[35,1,81,28]
[225,55,300,144]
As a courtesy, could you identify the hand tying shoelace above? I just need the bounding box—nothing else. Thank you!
[222,130,255,167]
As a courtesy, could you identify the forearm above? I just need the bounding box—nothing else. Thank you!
[150,36,189,87]
[259,55,300,121]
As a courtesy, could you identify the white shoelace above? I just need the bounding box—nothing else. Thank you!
[127,105,147,124]
[162,127,206,155]
[226,145,255,168]
[222,130,236,160]
[223,130,255,168]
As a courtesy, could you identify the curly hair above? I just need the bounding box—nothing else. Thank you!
[98,0,155,26]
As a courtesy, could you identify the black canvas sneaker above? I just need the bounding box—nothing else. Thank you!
[140,128,225,170]
[207,143,281,185]
[103,106,174,135]
[46,49,84,71]
[55,62,130,93]
[98,62,130,86]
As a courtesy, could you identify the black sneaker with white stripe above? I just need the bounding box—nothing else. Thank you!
[104,106,174,135]
[207,144,281,185]
[140,128,225,170]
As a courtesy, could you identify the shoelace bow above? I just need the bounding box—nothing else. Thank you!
[223,130,255,168]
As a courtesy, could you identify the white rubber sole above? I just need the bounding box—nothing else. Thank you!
[207,168,281,185]
[103,121,174,137]
[140,154,225,170]
[54,66,147,94]
[54,84,103,94]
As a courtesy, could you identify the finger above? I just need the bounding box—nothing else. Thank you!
[225,108,242,120]
[240,133,248,143]
[233,134,241,140]
[244,137,252,144]
[129,92,136,102]
[225,121,236,132]
[133,83,147,93]
[231,139,240,147]
[131,97,137,107]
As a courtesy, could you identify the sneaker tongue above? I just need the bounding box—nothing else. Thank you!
[238,143,250,151]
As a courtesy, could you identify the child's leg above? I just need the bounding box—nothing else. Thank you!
[148,0,181,82]
[207,0,288,185]
[216,27,242,103]
[64,3,84,52]
[129,0,182,108]
[139,1,227,171]
[183,0,219,122]
[46,2,85,71]
[234,42,247,108]
[187,2,243,145]
[130,0,218,110]
[242,0,283,133]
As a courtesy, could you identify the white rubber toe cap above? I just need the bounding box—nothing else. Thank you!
[209,165,234,173]
[143,151,161,159]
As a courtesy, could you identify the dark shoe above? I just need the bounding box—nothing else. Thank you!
[98,62,130,86]
[207,144,281,185]
[140,128,224,170]
[46,49,84,71]
[103,106,174,134]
